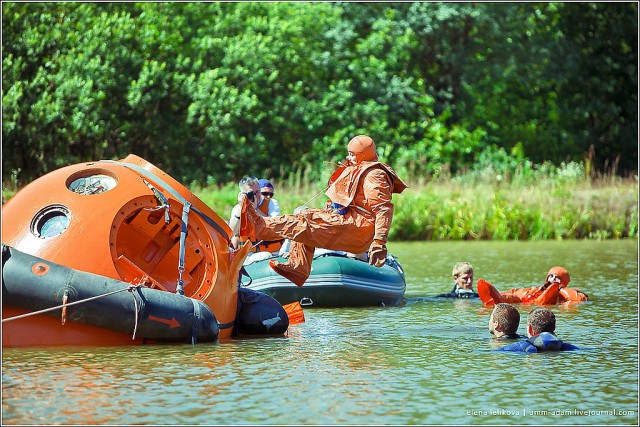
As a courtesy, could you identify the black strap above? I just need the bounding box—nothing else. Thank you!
[218,321,235,330]
[239,266,252,287]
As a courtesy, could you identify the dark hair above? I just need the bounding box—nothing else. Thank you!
[527,308,556,335]
[492,303,520,335]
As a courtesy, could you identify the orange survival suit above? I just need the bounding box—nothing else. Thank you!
[240,135,408,286]
[250,201,283,253]
[234,193,283,253]
[477,266,589,306]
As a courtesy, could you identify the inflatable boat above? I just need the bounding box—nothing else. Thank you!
[1,155,290,347]
[241,251,406,307]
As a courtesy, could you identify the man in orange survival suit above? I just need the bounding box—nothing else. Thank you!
[477,266,589,307]
[238,135,408,287]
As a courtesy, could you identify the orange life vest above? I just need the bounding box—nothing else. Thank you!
[258,200,270,216]
[325,161,407,208]
[559,287,589,303]
[520,283,560,305]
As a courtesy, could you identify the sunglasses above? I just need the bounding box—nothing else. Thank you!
[261,192,274,197]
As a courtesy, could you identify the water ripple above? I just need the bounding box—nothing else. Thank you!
[2,241,638,425]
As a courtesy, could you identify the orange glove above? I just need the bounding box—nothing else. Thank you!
[368,240,387,267]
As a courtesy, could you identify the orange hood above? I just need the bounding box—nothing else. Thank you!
[547,266,571,287]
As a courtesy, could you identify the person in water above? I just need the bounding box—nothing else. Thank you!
[238,134,408,287]
[496,307,579,352]
[436,262,479,298]
[489,303,525,340]
[477,266,589,306]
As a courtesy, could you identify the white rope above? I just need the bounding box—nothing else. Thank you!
[2,284,141,323]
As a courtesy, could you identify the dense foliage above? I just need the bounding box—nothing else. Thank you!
[2,2,637,187]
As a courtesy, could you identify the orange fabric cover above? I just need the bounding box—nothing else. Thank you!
[325,162,407,243]
[254,168,385,251]
[258,200,270,216]
[283,301,305,325]
[238,204,282,253]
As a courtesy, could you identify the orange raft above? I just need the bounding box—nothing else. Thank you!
[2,154,292,347]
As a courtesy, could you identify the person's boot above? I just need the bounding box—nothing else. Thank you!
[269,259,309,287]
[477,279,504,306]
[268,241,313,287]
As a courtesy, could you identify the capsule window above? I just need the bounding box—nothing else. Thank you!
[67,172,118,195]
[31,205,71,239]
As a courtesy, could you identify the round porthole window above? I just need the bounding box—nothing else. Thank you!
[31,205,71,239]
[67,173,117,195]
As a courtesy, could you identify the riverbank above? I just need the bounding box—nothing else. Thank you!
[2,173,637,241]
[194,176,638,241]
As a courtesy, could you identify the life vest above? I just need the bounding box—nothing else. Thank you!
[325,161,408,208]
[436,284,479,299]
[559,287,589,303]
[496,332,579,352]
[257,200,270,216]
[520,283,560,305]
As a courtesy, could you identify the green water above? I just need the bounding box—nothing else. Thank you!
[2,240,638,425]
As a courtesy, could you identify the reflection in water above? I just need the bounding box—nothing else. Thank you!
[2,240,638,425]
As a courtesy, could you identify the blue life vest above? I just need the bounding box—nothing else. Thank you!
[496,332,579,353]
[436,284,479,299]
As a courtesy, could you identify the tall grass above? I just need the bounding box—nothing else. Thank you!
[192,162,638,241]
[390,180,637,240]
[3,162,637,241]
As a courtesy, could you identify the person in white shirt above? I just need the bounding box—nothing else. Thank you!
[257,179,281,217]
[228,176,263,250]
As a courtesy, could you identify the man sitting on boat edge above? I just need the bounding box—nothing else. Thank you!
[237,134,408,287]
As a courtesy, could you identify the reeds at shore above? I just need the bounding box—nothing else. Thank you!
[3,163,637,241]
[194,171,638,241]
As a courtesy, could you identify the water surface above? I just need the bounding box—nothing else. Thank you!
[2,240,638,425]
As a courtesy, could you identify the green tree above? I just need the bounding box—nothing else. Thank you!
[2,2,637,187]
